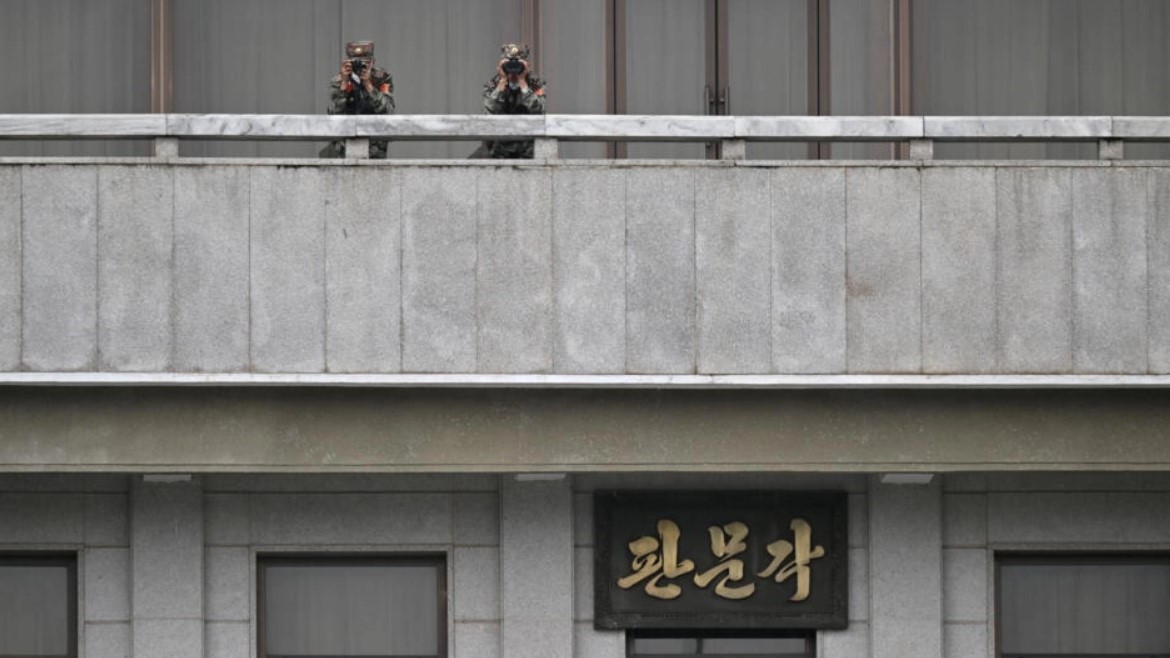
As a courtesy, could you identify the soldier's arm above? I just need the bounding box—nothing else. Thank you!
[327,76,349,115]
[519,87,546,114]
[367,87,395,114]
[483,86,506,114]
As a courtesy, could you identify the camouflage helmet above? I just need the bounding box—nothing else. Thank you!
[345,41,374,59]
[500,43,531,60]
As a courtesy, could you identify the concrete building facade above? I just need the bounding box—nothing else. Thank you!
[3,1,1170,657]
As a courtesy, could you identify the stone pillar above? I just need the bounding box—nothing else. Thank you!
[131,476,204,658]
[501,476,573,658]
[869,475,943,658]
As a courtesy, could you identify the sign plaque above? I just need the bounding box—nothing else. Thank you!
[594,491,847,630]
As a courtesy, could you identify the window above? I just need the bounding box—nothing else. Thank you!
[628,631,814,657]
[0,0,151,157]
[913,0,1170,159]
[0,554,77,658]
[997,554,1170,658]
[258,555,446,658]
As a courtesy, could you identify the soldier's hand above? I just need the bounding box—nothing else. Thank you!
[493,60,506,90]
[341,59,353,77]
[359,64,374,91]
[516,61,530,91]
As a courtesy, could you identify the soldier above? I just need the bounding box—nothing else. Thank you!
[321,40,394,159]
[481,43,546,159]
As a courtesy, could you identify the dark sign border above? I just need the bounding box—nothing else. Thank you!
[594,490,848,630]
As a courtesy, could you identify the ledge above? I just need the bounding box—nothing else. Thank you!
[735,116,923,140]
[3,373,1170,389]
[1113,117,1170,141]
[2,114,1168,142]
[924,116,1112,140]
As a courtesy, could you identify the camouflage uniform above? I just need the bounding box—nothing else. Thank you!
[321,41,395,159]
[482,44,546,159]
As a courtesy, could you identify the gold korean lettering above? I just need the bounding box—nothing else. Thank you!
[616,519,696,600]
[756,518,826,601]
[693,521,756,600]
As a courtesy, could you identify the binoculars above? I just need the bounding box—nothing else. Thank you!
[501,57,525,75]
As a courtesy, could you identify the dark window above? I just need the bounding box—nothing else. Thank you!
[258,555,446,658]
[997,553,1170,658]
[912,0,1170,160]
[628,631,814,657]
[0,554,77,658]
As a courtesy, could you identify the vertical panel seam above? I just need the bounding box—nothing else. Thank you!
[993,169,1002,372]
[18,166,24,370]
[550,170,561,373]
[691,169,698,374]
[474,169,481,373]
[844,169,851,373]
[918,167,924,374]
[546,169,555,373]
[1068,168,1078,373]
[623,169,630,374]
[322,169,331,373]
[398,168,405,374]
[95,167,102,372]
[169,166,176,372]
[768,169,776,373]
[1145,168,1153,374]
[247,167,253,372]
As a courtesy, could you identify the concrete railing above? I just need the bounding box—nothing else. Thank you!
[1,114,1169,159]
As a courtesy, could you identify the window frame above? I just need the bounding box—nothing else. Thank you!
[256,553,448,658]
[0,553,78,658]
[626,628,816,658]
[994,551,1170,658]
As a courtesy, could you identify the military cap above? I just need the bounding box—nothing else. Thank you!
[500,43,531,60]
[346,41,374,59]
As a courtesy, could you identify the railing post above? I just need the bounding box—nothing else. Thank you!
[721,139,747,161]
[909,138,934,161]
[1098,139,1124,161]
[153,137,178,159]
[345,138,370,160]
[534,137,559,159]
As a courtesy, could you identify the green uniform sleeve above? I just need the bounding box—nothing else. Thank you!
[327,77,348,115]
[366,87,395,114]
[518,88,546,114]
[483,88,506,114]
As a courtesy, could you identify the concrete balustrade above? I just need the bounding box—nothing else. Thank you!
[1,160,1169,384]
[2,115,1170,162]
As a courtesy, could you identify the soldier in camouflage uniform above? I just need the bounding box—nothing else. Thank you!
[482,43,546,159]
[321,40,395,159]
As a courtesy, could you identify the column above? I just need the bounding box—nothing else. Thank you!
[131,476,204,658]
[869,475,943,658]
[501,476,573,658]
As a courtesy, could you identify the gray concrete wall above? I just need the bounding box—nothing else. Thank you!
[4,161,1169,377]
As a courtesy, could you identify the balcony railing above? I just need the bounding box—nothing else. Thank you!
[1,114,1168,159]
